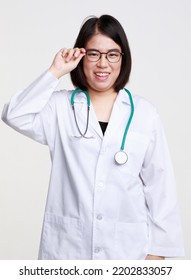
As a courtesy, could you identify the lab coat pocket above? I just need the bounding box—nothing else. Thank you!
[40,213,83,259]
[115,222,148,259]
[125,132,149,176]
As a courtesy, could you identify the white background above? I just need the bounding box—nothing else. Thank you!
[0,0,190,259]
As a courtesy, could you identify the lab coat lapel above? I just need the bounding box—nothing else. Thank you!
[89,106,104,139]
[102,89,131,145]
[88,89,132,141]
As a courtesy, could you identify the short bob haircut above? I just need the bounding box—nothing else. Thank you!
[70,15,132,92]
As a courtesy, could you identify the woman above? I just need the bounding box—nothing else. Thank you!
[2,15,184,260]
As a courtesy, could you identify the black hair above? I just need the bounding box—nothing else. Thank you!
[70,15,131,92]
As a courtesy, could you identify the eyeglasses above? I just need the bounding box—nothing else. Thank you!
[85,49,124,63]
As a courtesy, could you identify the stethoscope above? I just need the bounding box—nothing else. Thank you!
[71,88,134,165]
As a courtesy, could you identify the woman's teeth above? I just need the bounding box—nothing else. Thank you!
[96,73,109,77]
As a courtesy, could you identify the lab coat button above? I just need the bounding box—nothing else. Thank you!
[97,214,103,220]
[98,182,104,187]
[94,247,101,254]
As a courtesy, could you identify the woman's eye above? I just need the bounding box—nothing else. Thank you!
[88,52,99,57]
[108,52,119,58]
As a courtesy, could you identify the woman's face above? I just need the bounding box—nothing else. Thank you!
[83,33,122,95]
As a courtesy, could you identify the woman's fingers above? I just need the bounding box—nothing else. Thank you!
[49,48,86,78]
[61,48,86,62]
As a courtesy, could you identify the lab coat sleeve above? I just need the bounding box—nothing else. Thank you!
[140,112,184,257]
[1,70,60,145]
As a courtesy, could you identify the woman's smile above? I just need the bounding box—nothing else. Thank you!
[94,71,110,80]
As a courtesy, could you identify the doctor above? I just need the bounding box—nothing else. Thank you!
[2,15,184,260]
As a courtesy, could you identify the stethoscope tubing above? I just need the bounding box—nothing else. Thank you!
[120,88,134,151]
[70,88,134,163]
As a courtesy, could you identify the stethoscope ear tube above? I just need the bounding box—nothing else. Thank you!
[72,104,90,138]
[71,88,91,138]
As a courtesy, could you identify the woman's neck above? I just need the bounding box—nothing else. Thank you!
[88,89,118,122]
[88,88,117,100]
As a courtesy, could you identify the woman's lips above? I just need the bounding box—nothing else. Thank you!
[94,72,110,80]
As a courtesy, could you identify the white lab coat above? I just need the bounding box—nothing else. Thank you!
[2,70,184,259]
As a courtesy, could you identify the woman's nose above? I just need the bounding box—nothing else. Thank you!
[97,54,108,67]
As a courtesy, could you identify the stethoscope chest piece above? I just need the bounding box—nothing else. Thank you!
[114,150,128,165]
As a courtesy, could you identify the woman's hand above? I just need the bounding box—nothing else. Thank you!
[145,255,165,260]
[49,48,86,79]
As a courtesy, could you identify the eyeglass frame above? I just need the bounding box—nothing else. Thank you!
[85,48,124,63]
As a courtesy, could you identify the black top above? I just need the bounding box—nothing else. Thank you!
[99,121,108,135]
